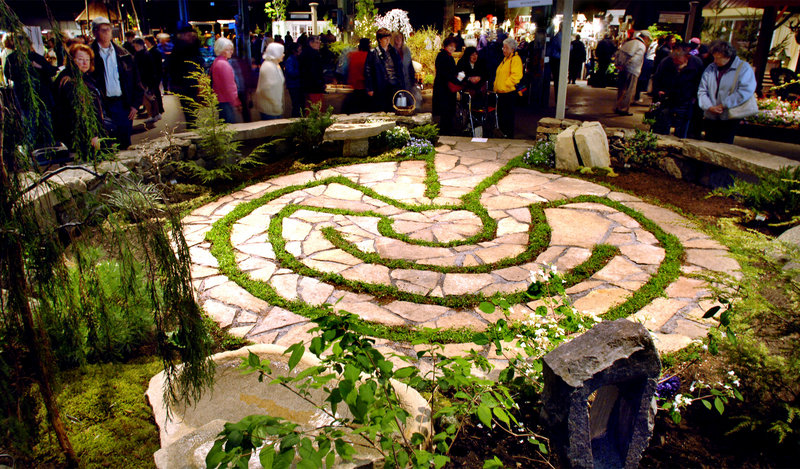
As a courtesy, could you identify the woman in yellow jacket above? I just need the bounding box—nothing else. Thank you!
[493,37,523,138]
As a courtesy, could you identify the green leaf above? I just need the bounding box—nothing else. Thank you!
[719,310,731,327]
[287,344,305,370]
[259,445,275,468]
[205,439,227,468]
[714,397,724,415]
[483,456,504,468]
[394,366,417,379]
[702,305,721,318]
[247,351,261,369]
[476,404,493,427]
[479,302,495,315]
[702,400,712,410]
[433,454,450,469]
[273,449,295,469]
[473,332,490,345]
[493,407,511,426]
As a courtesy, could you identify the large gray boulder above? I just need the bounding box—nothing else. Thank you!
[147,344,431,469]
[541,319,661,469]
[574,121,611,168]
[555,124,581,171]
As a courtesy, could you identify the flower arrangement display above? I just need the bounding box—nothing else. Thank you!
[746,98,800,128]
[374,9,413,38]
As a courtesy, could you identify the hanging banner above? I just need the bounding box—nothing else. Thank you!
[508,0,553,8]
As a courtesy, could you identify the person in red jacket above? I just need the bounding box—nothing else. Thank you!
[210,37,241,123]
[343,38,370,114]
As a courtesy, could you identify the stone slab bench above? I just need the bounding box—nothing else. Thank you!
[323,121,396,157]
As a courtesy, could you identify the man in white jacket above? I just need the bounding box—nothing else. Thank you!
[613,30,651,115]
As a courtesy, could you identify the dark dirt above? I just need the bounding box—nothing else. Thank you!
[580,167,745,222]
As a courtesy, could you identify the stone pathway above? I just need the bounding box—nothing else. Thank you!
[185,136,739,364]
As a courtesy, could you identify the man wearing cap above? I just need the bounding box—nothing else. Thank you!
[613,30,651,116]
[89,16,143,149]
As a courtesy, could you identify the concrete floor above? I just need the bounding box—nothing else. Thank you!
[132,82,800,162]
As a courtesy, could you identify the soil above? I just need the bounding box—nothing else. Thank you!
[581,167,745,222]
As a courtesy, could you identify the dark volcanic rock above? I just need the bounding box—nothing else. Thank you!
[541,319,661,469]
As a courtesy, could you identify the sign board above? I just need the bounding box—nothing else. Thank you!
[658,12,686,24]
[606,9,626,26]
[24,26,44,56]
[508,0,553,8]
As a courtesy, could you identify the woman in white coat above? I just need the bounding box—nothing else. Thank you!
[255,42,285,120]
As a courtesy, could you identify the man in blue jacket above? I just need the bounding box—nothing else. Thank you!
[89,16,143,149]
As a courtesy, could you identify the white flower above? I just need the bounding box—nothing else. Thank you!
[550,264,558,273]
[728,370,735,376]
[689,381,696,393]
[733,379,740,387]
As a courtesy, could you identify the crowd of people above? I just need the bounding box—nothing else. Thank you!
[1,15,756,154]
[598,30,756,144]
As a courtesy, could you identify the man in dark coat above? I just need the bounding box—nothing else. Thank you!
[651,43,704,138]
[89,16,143,148]
[364,28,404,112]
[568,36,586,84]
[592,34,616,88]
[432,37,458,135]
[143,35,164,118]
[133,38,163,122]
[167,24,203,124]
[299,35,326,111]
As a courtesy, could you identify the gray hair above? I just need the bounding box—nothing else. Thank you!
[502,37,518,51]
[709,40,736,59]
[214,37,233,56]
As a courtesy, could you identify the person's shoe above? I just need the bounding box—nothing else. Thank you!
[153,113,163,122]
[614,109,633,116]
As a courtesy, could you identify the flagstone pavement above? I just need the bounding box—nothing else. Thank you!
[185,136,739,368]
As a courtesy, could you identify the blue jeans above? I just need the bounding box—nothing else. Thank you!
[105,99,133,149]
[653,102,693,138]
[288,87,304,118]
[218,102,239,124]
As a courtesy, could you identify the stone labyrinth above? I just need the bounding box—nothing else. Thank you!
[185,136,740,367]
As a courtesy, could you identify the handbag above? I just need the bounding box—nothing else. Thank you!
[726,62,759,120]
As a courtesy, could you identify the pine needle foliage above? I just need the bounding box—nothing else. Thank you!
[712,166,800,225]
[283,102,334,155]
[173,68,273,185]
